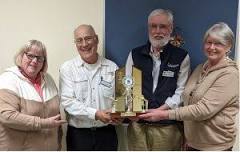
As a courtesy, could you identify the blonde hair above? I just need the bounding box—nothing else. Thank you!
[14,39,48,73]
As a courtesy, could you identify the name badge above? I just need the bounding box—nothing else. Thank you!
[162,70,174,77]
[99,77,112,88]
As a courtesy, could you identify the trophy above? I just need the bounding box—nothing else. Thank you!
[111,66,148,118]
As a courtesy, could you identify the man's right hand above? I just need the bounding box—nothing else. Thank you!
[95,110,111,123]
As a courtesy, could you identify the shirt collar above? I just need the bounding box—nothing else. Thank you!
[149,45,163,59]
[76,54,109,68]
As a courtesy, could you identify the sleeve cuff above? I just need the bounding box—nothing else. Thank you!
[40,117,51,129]
[168,109,176,120]
[87,107,97,120]
[165,97,178,109]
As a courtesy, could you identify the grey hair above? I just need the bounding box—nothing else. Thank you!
[74,24,96,36]
[148,9,174,25]
[14,39,48,73]
[203,22,234,49]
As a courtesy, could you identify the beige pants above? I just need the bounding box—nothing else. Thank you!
[127,122,183,151]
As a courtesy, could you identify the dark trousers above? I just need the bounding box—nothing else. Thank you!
[67,125,118,151]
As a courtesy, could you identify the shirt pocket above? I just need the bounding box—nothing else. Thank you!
[99,72,115,99]
[73,76,88,103]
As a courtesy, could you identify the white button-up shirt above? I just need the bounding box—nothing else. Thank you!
[59,55,118,128]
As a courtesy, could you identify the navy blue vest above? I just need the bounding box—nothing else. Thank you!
[132,42,188,124]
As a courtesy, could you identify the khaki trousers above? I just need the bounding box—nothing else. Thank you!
[127,122,183,151]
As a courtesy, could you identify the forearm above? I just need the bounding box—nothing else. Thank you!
[165,55,190,109]
[169,72,238,121]
[168,105,202,121]
[0,90,53,131]
[60,74,97,120]
[61,97,97,120]
[0,110,53,131]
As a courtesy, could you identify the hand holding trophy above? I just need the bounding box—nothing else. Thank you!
[111,66,148,118]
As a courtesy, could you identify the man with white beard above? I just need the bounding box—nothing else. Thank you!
[125,9,190,150]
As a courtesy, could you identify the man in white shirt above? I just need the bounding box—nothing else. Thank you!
[126,9,190,150]
[59,24,119,150]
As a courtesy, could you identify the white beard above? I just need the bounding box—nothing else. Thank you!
[149,35,170,48]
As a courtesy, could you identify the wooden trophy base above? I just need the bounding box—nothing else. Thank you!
[110,111,145,119]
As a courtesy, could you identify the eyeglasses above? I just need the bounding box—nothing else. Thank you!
[24,52,45,63]
[205,41,226,48]
[74,35,96,45]
[149,23,171,30]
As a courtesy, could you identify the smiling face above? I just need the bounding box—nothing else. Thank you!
[21,45,45,79]
[202,22,234,67]
[148,14,173,50]
[204,35,231,66]
[74,25,98,64]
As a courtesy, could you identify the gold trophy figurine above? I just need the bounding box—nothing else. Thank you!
[111,66,148,118]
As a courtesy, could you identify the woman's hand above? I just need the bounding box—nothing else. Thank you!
[46,114,67,128]
[138,109,169,122]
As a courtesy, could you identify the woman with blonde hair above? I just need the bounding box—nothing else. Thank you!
[0,40,66,150]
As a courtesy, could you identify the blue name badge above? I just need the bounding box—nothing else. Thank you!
[162,70,174,77]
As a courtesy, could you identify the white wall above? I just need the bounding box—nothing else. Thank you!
[0,0,104,86]
[0,0,104,150]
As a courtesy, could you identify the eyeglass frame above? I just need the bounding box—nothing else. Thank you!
[24,52,45,63]
[148,23,172,31]
[204,40,226,48]
[74,35,97,45]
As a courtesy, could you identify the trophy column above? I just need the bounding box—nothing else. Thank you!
[111,66,147,118]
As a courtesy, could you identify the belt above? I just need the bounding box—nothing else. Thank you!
[89,127,106,131]
[69,125,115,131]
[88,125,115,131]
